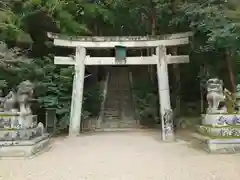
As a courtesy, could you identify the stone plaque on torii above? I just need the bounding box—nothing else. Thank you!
[48,32,193,141]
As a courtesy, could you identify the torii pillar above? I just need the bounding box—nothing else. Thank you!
[156,46,175,141]
[69,46,86,136]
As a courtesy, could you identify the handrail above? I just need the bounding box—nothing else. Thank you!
[96,71,110,128]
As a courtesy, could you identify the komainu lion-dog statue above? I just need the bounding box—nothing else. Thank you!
[206,78,227,113]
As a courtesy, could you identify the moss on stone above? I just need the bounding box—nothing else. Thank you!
[198,132,240,139]
[199,125,240,128]
[47,32,193,42]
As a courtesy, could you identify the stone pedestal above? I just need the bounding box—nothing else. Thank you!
[191,133,240,153]
[0,112,50,158]
[191,114,240,153]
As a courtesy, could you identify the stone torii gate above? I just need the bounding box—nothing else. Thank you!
[48,32,192,141]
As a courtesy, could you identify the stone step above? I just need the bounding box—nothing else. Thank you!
[104,102,121,105]
[104,120,137,124]
[104,98,121,102]
[108,81,129,83]
[103,111,121,114]
[103,118,121,122]
[108,84,130,86]
[104,109,120,113]
[95,128,142,133]
[101,67,134,130]
[103,115,121,118]
[101,121,138,128]
[107,91,131,94]
[105,95,131,99]
[103,116,121,119]
[107,93,131,96]
[103,111,120,114]
[103,108,120,111]
[103,114,121,117]
[101,122,137,127]
[103,115,121,117]
[108,89,130,91]
[103,109,120,113]
[104,105,130,109]
[103,112,120,115]
[105,97,131,105]
[104,101,121,104]
[107,87,131,90]
[104,106,122,109]
[102,120,136,123]
[108,93,131,96]
[104,106,127,110]
[105,97,130,101]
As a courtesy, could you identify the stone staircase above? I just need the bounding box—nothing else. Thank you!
[101,66,137,129]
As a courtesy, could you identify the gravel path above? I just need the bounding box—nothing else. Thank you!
[1,130,240,180]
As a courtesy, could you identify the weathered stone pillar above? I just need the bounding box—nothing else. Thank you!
[156,46,175,141]
[69,46,86,136]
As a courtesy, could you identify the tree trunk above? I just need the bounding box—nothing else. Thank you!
[226,49,236,93]
[151,7,156,36]
[149,5,157,83]
[200,85,204,113]
[171,47,181,117]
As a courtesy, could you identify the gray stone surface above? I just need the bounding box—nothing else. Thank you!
[0,126,44,141]
[191,133,240,154]
[0,133,49,146]
[0,114,37,129]
[198,125,240,137]
[101,67,136,129]
[202,114,240,125]
[0,134,50,157]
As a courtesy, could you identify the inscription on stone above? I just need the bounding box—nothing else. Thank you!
[217,115,240,126]
[115,58,126,64]
[163,109,174,140]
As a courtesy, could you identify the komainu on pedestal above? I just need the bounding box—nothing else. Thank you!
[0,80,50,158]
[192,78,240,153]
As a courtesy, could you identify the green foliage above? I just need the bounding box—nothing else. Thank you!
[0,1,31,42]
[0,80,7,88]
[83,83,103,117]
[171,0,240,53]
[132,78,159,126]
[0,45,102,131]
[2,0,240,130]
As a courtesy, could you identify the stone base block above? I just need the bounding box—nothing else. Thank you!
[0,134,50,158]
[191,133,240,154]
[202,114,240,125]
[198,125,240,137]
[0,114,37,129]
[0,126,44,141]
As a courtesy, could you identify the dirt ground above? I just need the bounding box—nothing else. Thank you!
[1,130,240,180]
